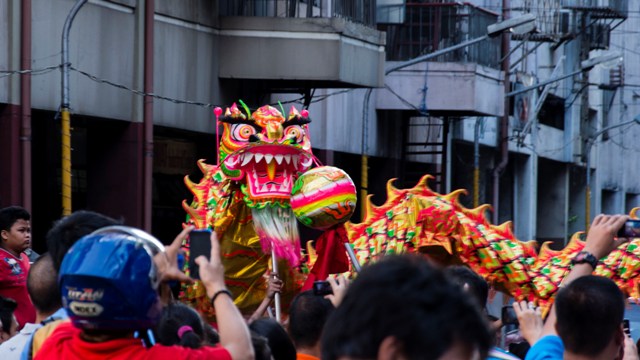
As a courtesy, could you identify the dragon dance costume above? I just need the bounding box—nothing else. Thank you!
[182,102,640,318]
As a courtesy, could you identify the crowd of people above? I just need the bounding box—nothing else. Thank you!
[0,205,637,359]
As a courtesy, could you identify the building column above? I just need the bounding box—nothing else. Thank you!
[0,0,23,207]
[514,153,537,241]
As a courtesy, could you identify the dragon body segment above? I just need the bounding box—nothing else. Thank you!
[346,175,640,312]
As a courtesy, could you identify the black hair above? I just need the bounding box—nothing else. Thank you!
[249,318,296,360]
[445,265,489,310]
[0,206,30,232]
[46,210,119,272]
[321,254,492,360]
[288,290,334,349]
[251,331,273,360]
[27,253,61,314]
[155,302,205,349]
[203,322,220,346]
[555,275,625,355]
[0,296,17,333]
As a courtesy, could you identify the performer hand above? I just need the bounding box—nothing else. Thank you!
[584,214,629,259]
[266,274,283,300]
[513,301,543,346]
[196,230,227,298]
[154,225,194,284]
[325,274,349,308]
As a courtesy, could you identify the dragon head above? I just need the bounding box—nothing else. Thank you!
[219,102,313,207]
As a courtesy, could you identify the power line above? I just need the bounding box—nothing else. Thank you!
[0,64,61,79]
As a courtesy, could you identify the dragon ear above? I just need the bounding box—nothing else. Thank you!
[288,106,301,120]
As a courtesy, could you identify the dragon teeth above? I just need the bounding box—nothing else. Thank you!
[241,153,253,166]
[269,184,278,192]
[254,153,264,163]
[274,154,283,165]
[292,155,298,169]
[265,154,274,164]
[300,156,313,169]
[284,154,291,164]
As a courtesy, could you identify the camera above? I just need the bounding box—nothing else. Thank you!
[617,220,640,239]
[312,281,333,296]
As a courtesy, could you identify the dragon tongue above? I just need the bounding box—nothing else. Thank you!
[266,160,276,180]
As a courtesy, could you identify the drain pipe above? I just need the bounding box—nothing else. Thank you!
[61,0,88,216]
[143,0,154,231]
[474,118,483,208]
[21,0,32,213]
[492,0,511,224]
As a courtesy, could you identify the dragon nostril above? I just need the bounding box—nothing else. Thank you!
[249,134,260,143]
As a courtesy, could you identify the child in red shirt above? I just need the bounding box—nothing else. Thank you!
[0,206,36,328]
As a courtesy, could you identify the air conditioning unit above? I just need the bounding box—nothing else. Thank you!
[588,23,610,50]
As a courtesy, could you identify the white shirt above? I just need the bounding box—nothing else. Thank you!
[0,323,41,360]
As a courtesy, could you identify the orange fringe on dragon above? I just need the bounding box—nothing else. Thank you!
[181,102,640,319]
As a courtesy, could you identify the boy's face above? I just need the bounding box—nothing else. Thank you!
[1,219,31,255]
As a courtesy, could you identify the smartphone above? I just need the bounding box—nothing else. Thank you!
[617,220,640,238]
[624,319,631,336]
[188,229,212,280]
[502,305,519,326]
[313,281,333,296]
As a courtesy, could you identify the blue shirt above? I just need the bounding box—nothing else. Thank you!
[525,335,564,360]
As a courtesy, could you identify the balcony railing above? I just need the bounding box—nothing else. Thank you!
[382,2,500,68]
[219,0,376,27]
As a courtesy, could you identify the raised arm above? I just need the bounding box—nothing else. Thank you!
[540,214,629,337]
[196,231,254,360]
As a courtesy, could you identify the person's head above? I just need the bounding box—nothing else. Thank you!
[0,206,31,255]
[289,290,334,353]
[321,254,492,360]
[249,318,296,360]
[155,302,206,349]
[59,226,163,333]
[445,266,489,310]
[27,253,62,318]
[555,275,625,357]
[0,296,18,342]
[251,331,273,360]
[46,210,119,272]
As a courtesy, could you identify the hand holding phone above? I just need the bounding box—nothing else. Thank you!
[188,229,212,280]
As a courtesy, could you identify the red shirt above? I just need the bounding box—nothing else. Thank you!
[0,248,35,327]
[34,322,232,360]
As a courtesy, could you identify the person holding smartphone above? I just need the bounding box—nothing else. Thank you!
[35,226,254,360]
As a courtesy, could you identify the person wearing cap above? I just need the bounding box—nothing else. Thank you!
[34,226,253,360]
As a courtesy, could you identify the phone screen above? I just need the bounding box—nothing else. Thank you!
[501,305,519,326]
[188,229,212,280]
[617,220,640,238]
[624,319,631,335]
[313,281,333,296]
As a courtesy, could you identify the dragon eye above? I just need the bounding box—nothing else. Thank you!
[231,124,257,141]
[284,125,305,143]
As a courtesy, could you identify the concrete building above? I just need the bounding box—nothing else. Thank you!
[0,0,385,245]
[298,0,639,247]
[1,0,638,247]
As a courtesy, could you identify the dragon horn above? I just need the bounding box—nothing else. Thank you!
[238,99,252,119]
